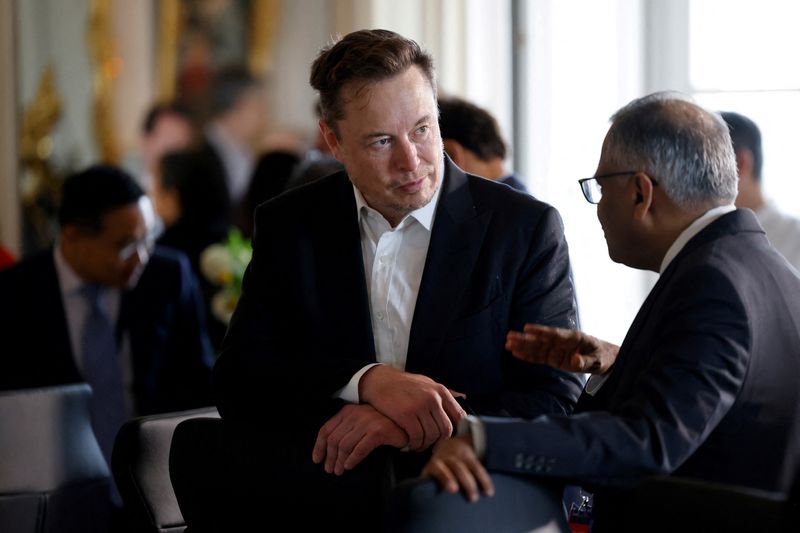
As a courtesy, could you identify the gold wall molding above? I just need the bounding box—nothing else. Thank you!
[248,0,280,77]
[87,0,121,163]
[19,64,62,250]
[157,0,180,103]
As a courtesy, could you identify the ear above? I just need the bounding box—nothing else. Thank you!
[59,224,85,262]
[319,120,343,161]
[632,172,655,221]
[61,224,80,245]
[442,139,466,167]
[736,148,755,181]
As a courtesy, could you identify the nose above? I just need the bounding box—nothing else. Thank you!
[393,138,419,172]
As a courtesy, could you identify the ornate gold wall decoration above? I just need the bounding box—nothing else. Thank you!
[248,0,280,77]
[87,0,121,164]
[19,64,62,249]
[157,0,180,103]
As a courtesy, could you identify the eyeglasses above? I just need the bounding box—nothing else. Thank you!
[118,221,164,262]
[578,171,651,204]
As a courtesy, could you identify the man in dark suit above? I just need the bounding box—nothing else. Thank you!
[197,65,267,232]
[212,29,583,530]
[423,92,800,530]
[0,165,215,455]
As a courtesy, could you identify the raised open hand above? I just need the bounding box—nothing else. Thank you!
[505,323,619,375]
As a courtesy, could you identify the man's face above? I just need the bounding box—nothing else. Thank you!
[234,88,268,147]
[67,197,156,288]
[595,137,637,266]
[143,113,193,171]
[321,65,443,227]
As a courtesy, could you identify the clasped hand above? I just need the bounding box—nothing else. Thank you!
[312,365,467,475]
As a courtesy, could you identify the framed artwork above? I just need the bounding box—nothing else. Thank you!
[157,0,278,114]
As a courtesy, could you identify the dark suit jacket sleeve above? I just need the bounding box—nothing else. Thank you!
[496,204,584,417]
[212,179,368,426]
[480,262,749,487]
[129,249,216,414]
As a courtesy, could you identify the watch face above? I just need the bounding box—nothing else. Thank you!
[457,416,472,437]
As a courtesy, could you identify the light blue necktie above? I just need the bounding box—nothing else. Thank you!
[81,283,127,506]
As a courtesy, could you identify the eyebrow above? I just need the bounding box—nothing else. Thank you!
[363,115,433,141]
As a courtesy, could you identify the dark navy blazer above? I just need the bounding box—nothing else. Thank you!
[482,209,800,498]
[0,246,215,415]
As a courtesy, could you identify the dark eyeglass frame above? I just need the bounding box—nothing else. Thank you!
[578,171,658,204]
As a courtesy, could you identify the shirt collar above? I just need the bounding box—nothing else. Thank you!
[353,179,442,232]
[207,123,252,159]
[53,243,86,296]
[659,204,736,273]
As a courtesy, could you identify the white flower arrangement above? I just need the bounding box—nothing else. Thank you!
[199,229,252,324]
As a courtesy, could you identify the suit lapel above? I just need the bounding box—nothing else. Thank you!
[580,209,759,408]
[38,252,83,381]
[317,175,377,361]
[405,160,491,373]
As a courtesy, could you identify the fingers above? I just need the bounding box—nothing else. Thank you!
[333,427,368,475]
[315,405,412,476]
[312,413,339,464]
[442,392,467,427]
[422,438,494,502]
[416,387,467,450]
[401,392,460,451]
[473,461,495,498]
[507,325,588,372]
[409,413,432,451]
[404,416,425,451]
[341,434,380,472]
[324,423,348,474]
[421,457,459,495]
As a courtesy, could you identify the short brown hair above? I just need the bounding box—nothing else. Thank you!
[310,29,436,133]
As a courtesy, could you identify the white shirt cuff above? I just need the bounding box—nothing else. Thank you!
[333,363,383,403]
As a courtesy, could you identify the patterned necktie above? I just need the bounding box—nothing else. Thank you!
[81,283,127,505]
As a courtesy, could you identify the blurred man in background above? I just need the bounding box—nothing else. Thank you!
[438,94,527,192]
[137,102,195,195]
[720,111,800,270]
[0,165,215,527]
[201,65,268,229]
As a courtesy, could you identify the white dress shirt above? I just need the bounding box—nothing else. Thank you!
[206,123,254,206]
[335,183,442,403]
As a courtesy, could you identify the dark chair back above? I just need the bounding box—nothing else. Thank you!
[111,407,219,533]
[0,383,111,533]
[169,417,233,533]
[593,476,793,532]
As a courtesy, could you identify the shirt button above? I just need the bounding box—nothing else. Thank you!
[376,311,385,321]
[379,255,388,265]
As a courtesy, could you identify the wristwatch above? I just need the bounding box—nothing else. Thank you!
[456,414,486,459]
